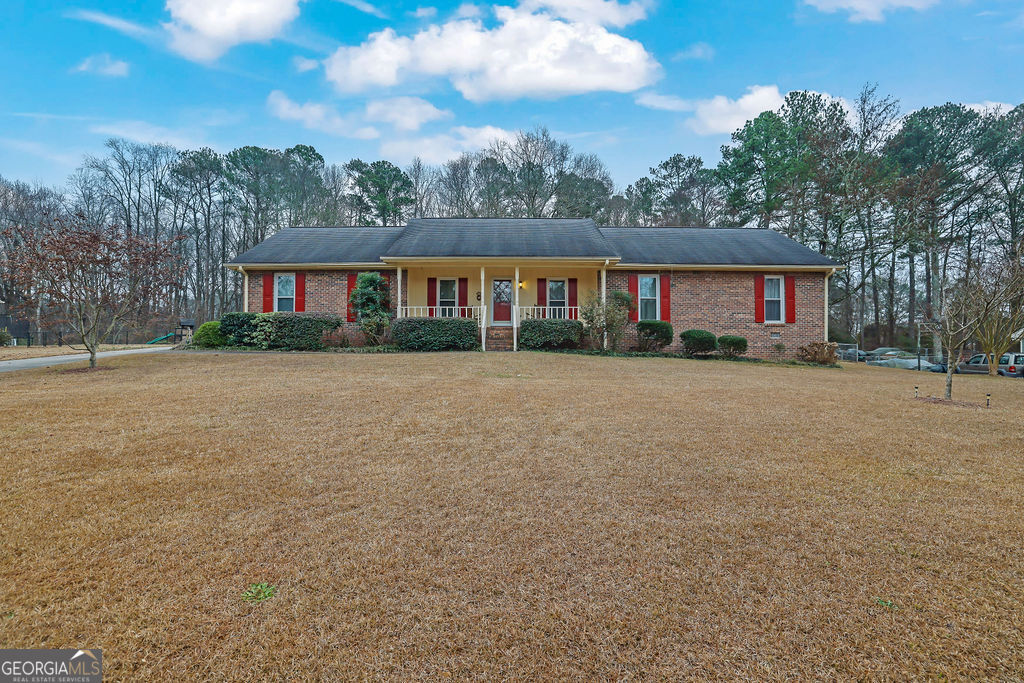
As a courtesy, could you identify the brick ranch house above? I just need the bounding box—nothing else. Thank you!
[226,218,840,356]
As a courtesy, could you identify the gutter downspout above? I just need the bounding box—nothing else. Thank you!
[241,267,248,313]
[824,267,835,342]
[602,259,609,350]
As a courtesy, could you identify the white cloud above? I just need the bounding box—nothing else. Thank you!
[517,0,649,27]
[293,56,320,72]
[804,0,939,22]
[336,0,388,19]
[636,85,786,135]
[266,90,379,139]
[453,3,483,18]
[411,6,438,18]
[634,91,692,112]
[89,120,205,149]
[66,9,156,39]
[164,0,302,62]
[72,53,130,77]
[364,97,452,131]
[380,125,515,164]
[0,138,81,167]
[323,5,659,101]
[965,100,1014,114]
[673,41,714,61]
[687,85,786,135]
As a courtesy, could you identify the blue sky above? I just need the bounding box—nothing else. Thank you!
[1,0,1021,189]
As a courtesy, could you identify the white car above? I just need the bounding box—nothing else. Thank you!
[867,357,936,371]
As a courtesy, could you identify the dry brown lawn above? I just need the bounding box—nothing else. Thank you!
[0,343,163,361]
[1,352,1022,679]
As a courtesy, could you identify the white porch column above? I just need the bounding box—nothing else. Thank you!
[241,268,248,312]
[396,267,403,318]
[601,264,608,350]
[513,265,519,352]
[480,266,486,352]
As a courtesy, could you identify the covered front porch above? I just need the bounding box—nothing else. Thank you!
[390,261,606,351]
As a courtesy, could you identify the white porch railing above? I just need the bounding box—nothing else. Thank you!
[398,305,484,320]
[517,306,580,321]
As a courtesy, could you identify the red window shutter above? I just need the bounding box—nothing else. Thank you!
[346,273,357,322]
[537,278,546,307]
[754,275,765,323]
[568,278,578,320]
[458,277,468,315]
[262,274,274,313]
[785,275,796,323]
[628,274,639,322]
[660,273,671,322]
[295,272,306,312]
[427,277,437,317]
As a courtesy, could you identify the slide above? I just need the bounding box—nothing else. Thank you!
[146,333,174,344]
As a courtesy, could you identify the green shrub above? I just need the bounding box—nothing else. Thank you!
[717,334,748,357]
[680,329,717,356]
[192,321,228,348]
[246,313,345,351]
[579,291,632,351]
[519,318,584,350]
[392,317,479,351]
[0,329,11,346]
[350,271,392,346]
[220,312,259,346]
[636,320,673,351]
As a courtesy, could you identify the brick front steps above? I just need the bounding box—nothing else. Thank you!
[485,326,514,351]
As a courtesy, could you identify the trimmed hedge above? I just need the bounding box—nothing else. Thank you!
[192,321,228,348]
[220,312,259,346]
[717,334,748,357]
[392,317,479,351]
[636,320,673,351]
[247,313,345,351]
[519,318,583,350]
[680,329,717,356]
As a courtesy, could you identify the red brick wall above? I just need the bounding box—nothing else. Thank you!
[607,270,826,359]
[245,269,398,341]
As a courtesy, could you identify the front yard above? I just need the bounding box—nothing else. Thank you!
[0,343,165,361]
[1,353,1021,678]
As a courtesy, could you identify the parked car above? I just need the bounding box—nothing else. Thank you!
[956,353,1024,376]
[868,357,937,371]
[841,348,867,362]
[866,346,904,359]
[929,360,948,373]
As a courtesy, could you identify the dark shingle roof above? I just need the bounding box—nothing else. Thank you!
[229,227,402,265]
[383,218,617,259]
[228,222,840,269]
[599,227,839,267]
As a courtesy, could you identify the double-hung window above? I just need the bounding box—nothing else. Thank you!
[438,278,457,317]
[764,276,783,323]
[547,279,567,319]
[275,273,295,312]
[638,275,659,321]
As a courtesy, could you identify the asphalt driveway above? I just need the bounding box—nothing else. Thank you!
[0,346,172,373]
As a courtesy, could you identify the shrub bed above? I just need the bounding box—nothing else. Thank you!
[247,313,345,351]
[392,317,479,351]
[636,321,673,351]
[680,329,717,356]
[220,312,259,346]
[519,318,584,350]
[717,334,748,358]
[192,321,228,348]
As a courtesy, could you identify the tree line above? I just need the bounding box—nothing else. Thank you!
[1,84,1022,351]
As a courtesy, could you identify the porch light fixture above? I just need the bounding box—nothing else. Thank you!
[517,280,526,289]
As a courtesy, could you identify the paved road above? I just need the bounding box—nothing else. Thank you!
[0,346,172,374]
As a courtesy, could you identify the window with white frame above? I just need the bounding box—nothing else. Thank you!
[547,279,567,318]
[438,278,457,317]
[275,273,295,312]
[764,276,783,323]
[638,275,659,321]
